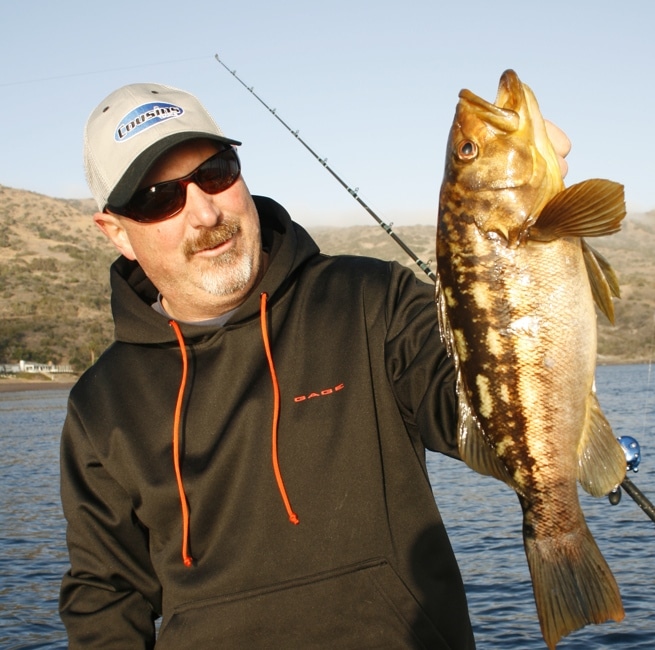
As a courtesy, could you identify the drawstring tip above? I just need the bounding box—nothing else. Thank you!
[289,513,300,525]
[183,556,194,567]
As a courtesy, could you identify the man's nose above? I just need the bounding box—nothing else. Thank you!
[184,183,222,228]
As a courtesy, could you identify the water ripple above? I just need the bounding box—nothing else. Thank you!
[1,368,654,648]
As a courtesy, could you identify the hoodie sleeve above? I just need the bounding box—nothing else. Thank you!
[383,262,461,459]
[59,399,162,648]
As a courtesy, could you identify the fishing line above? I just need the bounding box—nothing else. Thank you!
[619,313,655,524]
[214,54,436,283]
[611,313,655,523]
[639,314,655,439]
[0,55,210,88]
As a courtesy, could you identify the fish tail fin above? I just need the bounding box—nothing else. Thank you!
[524,523,624,649]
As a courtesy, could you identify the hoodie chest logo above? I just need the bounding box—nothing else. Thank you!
[293,382,345,403]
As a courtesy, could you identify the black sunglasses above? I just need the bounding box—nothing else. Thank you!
[107,147,241,223]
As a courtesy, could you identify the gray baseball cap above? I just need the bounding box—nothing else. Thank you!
[83,82,241,211]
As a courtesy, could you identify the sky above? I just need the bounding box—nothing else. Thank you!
[1,0,653,227]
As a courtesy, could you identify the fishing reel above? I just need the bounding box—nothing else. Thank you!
[608,436,641,506]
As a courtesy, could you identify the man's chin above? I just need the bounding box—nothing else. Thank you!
[197,258,255,298]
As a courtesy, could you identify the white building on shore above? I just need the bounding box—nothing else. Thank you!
[0,360,74,375]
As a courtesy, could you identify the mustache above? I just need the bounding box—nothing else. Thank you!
[183,221,240,259]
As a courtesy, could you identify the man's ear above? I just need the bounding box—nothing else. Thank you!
[93,212,137,261]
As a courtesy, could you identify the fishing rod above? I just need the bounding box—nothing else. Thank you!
[621,478,655,523]
[213,54,436,282]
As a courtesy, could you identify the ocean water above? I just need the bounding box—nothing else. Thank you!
[1,364,654,649]
[0,389,70,650]
[429,363,655,648]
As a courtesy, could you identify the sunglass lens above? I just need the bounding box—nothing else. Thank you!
[196,150,240,194]
[129,183,185,223]
[112,147,241,222]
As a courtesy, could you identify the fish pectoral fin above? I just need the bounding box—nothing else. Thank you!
[528,179,626,242]
[584,241,620,297]
[457,385,513,485]
[583,241,620,324]
[577,392,626,497]
[435,281,457,357]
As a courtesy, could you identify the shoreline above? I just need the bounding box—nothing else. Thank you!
[0,378,77,393]
[0,359,648,394]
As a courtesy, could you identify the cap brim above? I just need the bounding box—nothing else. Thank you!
[107,132,241,208]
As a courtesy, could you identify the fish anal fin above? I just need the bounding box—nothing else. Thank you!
[524,520,624,649]
[529,179,626,242]
[578,392,626,497]
[457,381,513,486]
[583,240,620,324]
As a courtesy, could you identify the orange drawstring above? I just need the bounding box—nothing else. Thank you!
[167,301,297,568]
[169,320,194,567]
[260,293,300,525]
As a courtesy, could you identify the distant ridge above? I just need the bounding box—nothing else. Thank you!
[1,185,654,370]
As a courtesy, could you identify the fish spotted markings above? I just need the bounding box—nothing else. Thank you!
[435,69,627,649]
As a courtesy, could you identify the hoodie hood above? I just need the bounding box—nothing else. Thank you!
[109,195,320,345]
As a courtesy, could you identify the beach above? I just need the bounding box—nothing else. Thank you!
[0,377,77,393]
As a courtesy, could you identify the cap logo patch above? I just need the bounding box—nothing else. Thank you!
[114,102,184,142]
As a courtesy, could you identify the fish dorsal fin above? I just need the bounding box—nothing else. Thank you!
[582,241,621,324]
[529,179,626,241]
[577,391,626,497]
[456,376,515,488]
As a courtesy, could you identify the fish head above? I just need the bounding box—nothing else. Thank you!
[440,70,564,245]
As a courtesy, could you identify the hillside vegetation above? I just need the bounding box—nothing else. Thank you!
[0,186,114,371]
[1,185,654,372]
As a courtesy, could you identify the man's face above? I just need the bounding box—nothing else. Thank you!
[95,139,265,321]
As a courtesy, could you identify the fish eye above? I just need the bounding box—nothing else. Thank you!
[456,140,478,161]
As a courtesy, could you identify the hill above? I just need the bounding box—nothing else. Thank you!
[0,186,115,371]
[1,185,654,371]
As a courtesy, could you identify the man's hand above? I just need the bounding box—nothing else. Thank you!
[545,120,572,178]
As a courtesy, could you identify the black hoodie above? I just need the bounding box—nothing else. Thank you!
[60,196,475,649]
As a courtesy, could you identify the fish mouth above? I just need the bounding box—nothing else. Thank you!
[458,69,523,133]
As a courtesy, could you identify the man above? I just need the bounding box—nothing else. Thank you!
[60,82,570,648]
